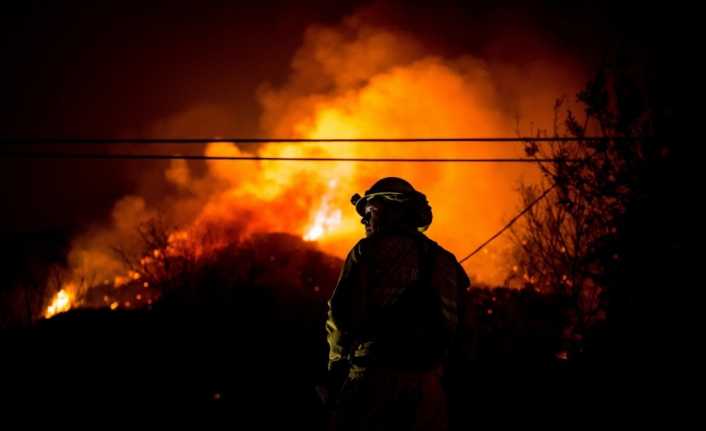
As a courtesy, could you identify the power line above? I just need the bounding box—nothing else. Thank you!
[0,152,581,163]
[458,183,557,264]
[0,136,638,145]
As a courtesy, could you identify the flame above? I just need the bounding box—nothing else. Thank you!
[45,288,75,318]
[304,179,343,241]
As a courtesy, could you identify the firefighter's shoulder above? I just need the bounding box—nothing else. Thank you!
[422,236,455,261]
[348,236,372,264]
[424,237,470,286]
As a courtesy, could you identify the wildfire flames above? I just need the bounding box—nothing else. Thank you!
[45,288,73,318]
[42,16,581,318]
[304,179,343,241]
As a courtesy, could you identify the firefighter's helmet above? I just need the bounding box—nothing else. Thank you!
[350,177,432,231]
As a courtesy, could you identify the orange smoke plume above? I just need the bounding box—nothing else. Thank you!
[43,15,583,317]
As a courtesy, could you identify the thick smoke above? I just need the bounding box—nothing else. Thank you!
[46,10,586,315]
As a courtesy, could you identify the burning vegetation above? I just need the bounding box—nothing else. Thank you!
[41,16,584,319]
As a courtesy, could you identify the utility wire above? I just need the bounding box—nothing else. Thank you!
[0,136,637,145]
[459,183,557,264]
[0,152,581,163]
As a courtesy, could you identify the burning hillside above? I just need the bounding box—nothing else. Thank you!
[42,14,583,318]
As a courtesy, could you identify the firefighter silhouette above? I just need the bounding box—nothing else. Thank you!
[324,177,469,431]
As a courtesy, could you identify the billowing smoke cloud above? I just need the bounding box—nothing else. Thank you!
[251,15,583,281]
[45,11,586,316]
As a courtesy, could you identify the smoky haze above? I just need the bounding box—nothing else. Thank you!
[1,1,657,302]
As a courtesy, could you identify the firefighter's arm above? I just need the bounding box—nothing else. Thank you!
[326,240,365,370]
[436,250,468,336]
[325,305,351,370]
[437,253,471,392]
[322,310,351,407]
[323,242,366,405]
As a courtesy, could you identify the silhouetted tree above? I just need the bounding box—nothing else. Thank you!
[511,60,667,358]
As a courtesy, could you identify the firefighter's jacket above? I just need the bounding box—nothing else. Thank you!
[326,230,470,376]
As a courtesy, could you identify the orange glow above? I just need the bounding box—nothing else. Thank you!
[42,17,583,316]
[304,179,342,241]
[44,289,75,318]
